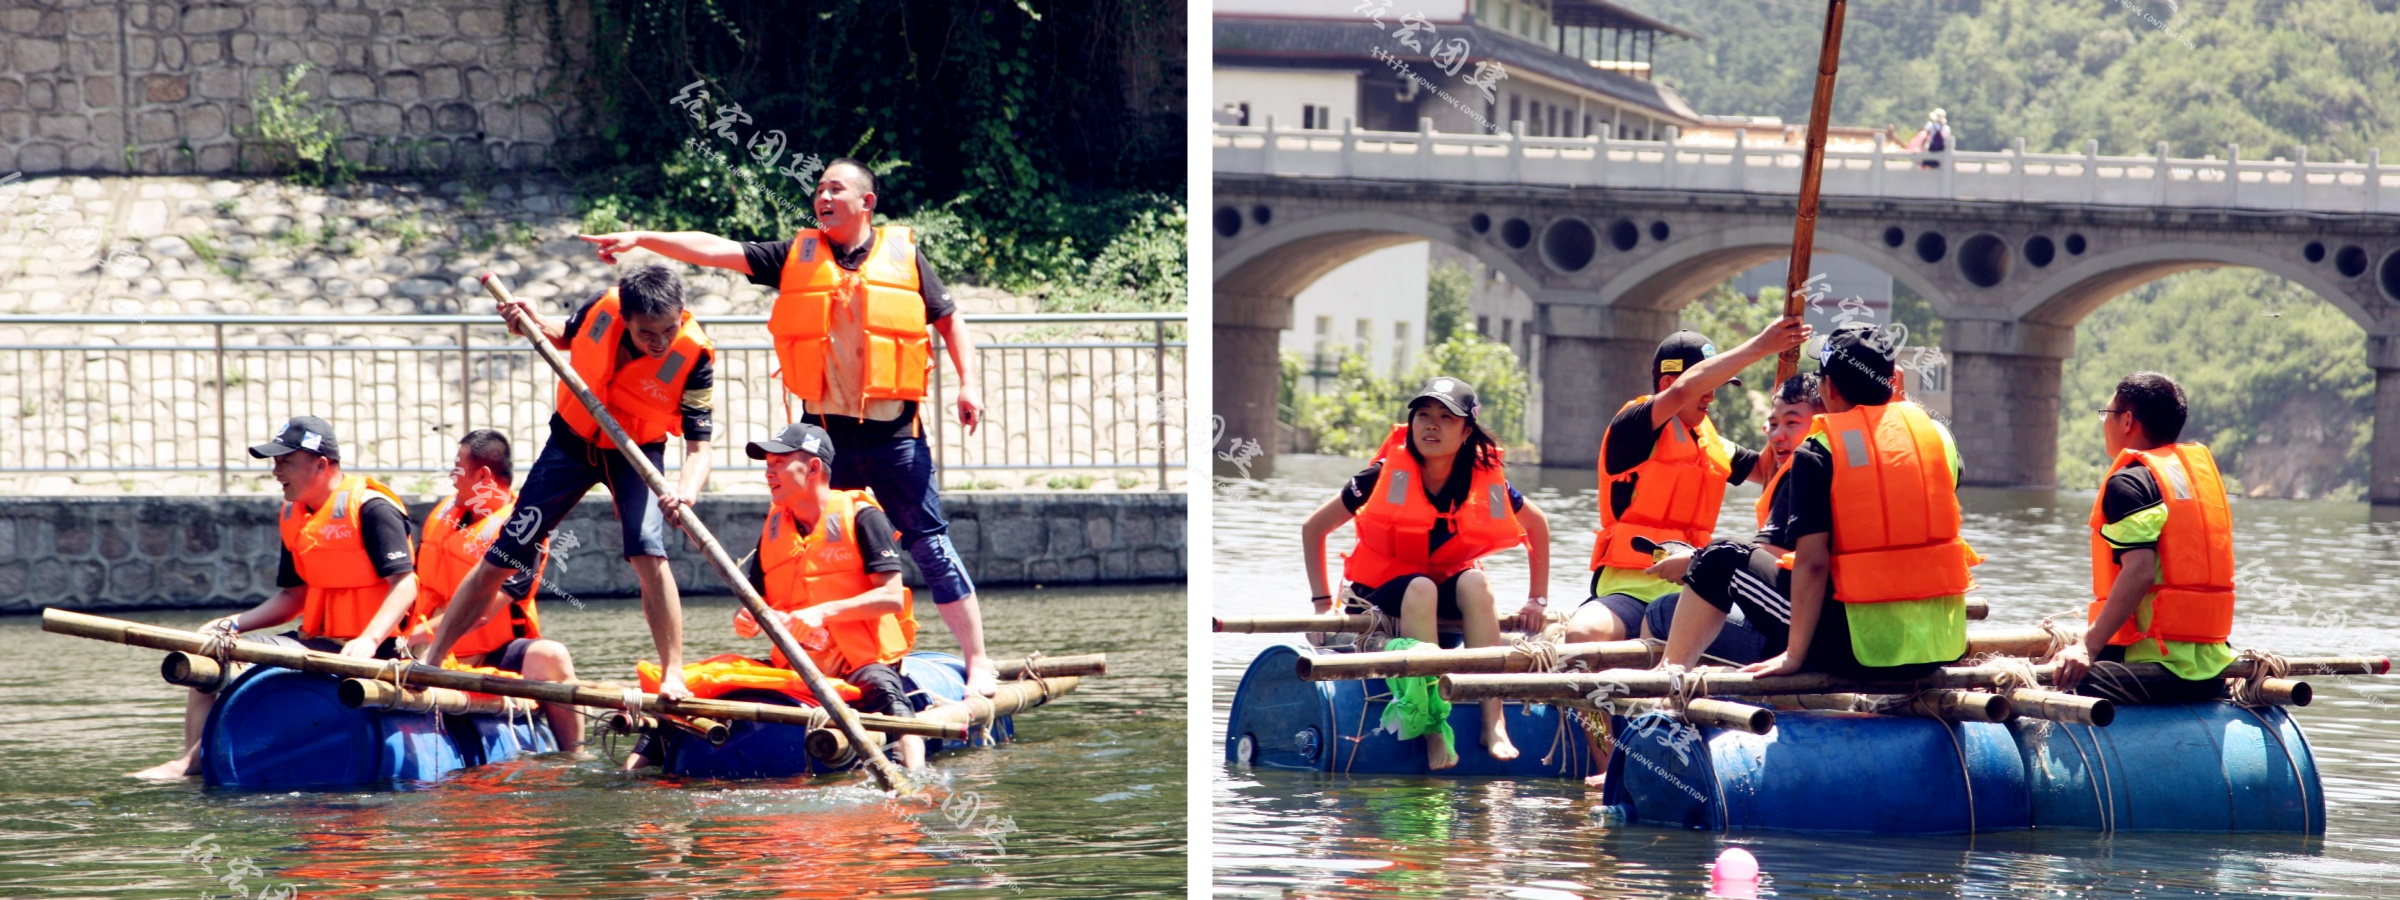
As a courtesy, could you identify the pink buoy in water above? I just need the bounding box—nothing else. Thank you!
[1710,846,1760,899]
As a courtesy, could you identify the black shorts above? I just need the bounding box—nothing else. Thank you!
[1679,540,1952,681]
[844,662,912,720]
[483,637,539,674]
[1351,573,1467,620]
[1576,591,1648,638]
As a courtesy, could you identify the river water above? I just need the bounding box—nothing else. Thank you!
[1212,455,2400,899]
[0,585,1186,898]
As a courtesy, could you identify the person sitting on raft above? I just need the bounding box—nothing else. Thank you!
[1570,318,1808,645]
[1299,377,1554,770]
[2048,371,2237,703]
[133,416,421,779]
[1637,373,1827,664]
[1648,325,1977,681]
[627,423,926,771]
[401,429,583,753]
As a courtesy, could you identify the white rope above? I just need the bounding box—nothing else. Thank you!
[2227,647,2292,707]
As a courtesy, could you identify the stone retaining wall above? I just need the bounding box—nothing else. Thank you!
[0,491,1184,613]
[1,0,589,175]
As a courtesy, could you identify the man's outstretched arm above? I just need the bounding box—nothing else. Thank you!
[577,231,751,274]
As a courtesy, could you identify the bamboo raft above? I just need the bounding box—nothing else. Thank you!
[1223,629,2390,834]
[48,609,1099,788]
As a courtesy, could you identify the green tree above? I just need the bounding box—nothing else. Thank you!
[1426,260,1473,343]
[1292,334,1532,458]
[1674,283,1787,452]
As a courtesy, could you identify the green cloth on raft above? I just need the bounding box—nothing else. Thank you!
[1380,637,1455,754]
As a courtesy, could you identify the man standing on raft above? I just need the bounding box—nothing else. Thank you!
[415,264,714,701]
[571,157,1000,695]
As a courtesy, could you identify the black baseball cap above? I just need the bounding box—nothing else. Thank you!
[248,416,339,463]
[746,423,835,463]
[1819,323,1898,380]
[1654,330,1737,386]
[1408,377,1479,418]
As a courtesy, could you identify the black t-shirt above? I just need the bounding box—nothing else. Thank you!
[741,505,909,594]
[1601,398,1760,520]
[276,496,414,588]
[551,293,717,442]
[739,230,958,322]
[2099,466,2165,563]
[1340,458,1527,576]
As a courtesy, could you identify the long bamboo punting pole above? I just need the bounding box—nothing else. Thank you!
[1218,599,1988,635]
[1773,0,1851,392]
[914,677,1081,731]
[1293,624,2056,681]
[1438,656,2386,703]
[478,274,910,794]
[992,654,1107,678]
[44,609,964,740]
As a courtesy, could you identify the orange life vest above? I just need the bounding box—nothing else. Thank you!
[2087,443,2237,651]
[282,473,410,641]
[1341,424,1527,587]
[1815,401,1982,603]
[1755,456,1790,531]
[410,487,546,659]
[557,287,715,449]
[1590,396,1734,570]
[756,490,919,676]
[770,225,931,406]
[637,654,865,707]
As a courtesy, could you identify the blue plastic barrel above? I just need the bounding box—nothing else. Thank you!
[201,666,554,790]
[657,651,1011,779]
[1600,709,2031,833]
[2012,702,2324,834]
[1224,643,1602,778]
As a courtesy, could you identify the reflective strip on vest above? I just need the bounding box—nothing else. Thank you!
[1342,424,1526,588]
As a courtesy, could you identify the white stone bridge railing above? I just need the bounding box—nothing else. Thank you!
[1215,120,2399,214]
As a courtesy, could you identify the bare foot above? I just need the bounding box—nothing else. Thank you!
[1427,737,1460,771]
[1484,728,1520,762]
[1584,772,1608,789]
[654,676,693,703]
[128,757,197,780]
[964,656,999,698]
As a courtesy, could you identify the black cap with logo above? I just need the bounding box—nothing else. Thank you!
[746,422,836,463]
[1653,330,1737,387]
[248,416,340,463]
[1408,377,1480,418]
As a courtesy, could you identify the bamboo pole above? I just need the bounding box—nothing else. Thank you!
[914,677,1082,731]
[161,651,227,693]
[1760,689,2013,723]
[1772,0,1851,392]
[1217,598,1987,635]
[806,724,885,768]
[665,713,732,746]
[2004,689,2113,726]
[43,609,963,740]
[1438,656,2387,703]
[992,654,1107,678]
[2250,678,2311,707]
[340,679,536,717]
[477,274,910,794]
[1295,624,2052,681]
[1595,697,1776,734]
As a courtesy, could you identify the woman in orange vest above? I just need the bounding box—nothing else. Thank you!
[1649,326,1975,681]
[132,416,421,780]
[419,264,714,703]
[403,429,586,751]
[2049,372,2237,702]
[1299,378,1554,770]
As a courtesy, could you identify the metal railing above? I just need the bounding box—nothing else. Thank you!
[0,312,1186,493]
[1216,119,2400,213]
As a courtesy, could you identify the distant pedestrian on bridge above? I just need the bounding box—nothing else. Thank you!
[1908,108,1952,169]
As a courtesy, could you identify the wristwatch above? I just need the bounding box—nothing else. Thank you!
[1530,595,1548,607]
